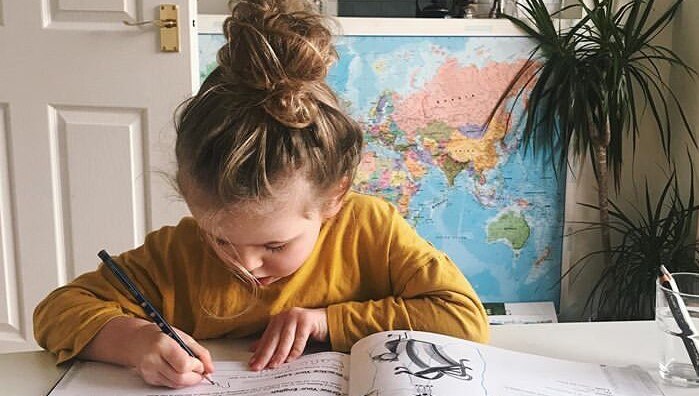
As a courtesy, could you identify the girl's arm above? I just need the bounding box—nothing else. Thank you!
[325,197,490,352]
[326,255,490,352]
[33,223,178,364]
[33,219,216,388]
[33,263,162,363]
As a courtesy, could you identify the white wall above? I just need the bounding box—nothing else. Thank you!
[670,1,699,186]
[199,0,230,14]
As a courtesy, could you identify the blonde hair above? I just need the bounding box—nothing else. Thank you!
[175,0,362,208]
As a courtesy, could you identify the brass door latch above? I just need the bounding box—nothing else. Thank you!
[123,4,180,52]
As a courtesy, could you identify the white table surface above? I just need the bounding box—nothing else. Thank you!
[1,320,696,395]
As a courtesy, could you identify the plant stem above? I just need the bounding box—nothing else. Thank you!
[594,118,612,266]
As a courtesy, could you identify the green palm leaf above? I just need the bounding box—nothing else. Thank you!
[494,0,697,320]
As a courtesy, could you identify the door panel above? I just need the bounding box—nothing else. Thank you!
[0,0,197,353]
[47,0,140,28]
[53,106,148,278]
[0,102,20,343]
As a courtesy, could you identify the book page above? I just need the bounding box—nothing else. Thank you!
[348,330,657,396]
[50,352,349,396]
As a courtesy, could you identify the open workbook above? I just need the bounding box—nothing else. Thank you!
[49,330,662,396]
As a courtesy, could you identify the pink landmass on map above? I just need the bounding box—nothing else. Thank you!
[392,58,533,135]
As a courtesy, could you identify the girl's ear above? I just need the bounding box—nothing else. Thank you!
[322,177,350,219]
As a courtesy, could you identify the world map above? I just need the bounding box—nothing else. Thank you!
[199,34,565,304]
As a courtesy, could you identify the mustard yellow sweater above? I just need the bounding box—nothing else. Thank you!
[34,192,489,363]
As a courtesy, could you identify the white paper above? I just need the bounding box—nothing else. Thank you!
[348,331,657,396]
[48,331,663,396]
[50,352,349,396]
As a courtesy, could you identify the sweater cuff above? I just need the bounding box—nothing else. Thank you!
[327,303,352,352]
[55,313,129,364]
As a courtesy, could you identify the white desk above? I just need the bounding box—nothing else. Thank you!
[2,321,696,395]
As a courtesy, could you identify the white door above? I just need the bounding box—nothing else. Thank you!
[0,0,198,353]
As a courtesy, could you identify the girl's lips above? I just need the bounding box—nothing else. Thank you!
[255,276,276,286]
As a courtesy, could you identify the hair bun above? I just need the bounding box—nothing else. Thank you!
[218,0,337,128]
[262,78,318,128]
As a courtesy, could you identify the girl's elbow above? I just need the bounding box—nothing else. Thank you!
[450,307,489,343]
[431,297,490,343]
[468,317,490,343]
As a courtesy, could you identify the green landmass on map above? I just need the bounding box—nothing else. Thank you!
[441,154,469,186]
[487,211,531,250]
[417,121,453,142]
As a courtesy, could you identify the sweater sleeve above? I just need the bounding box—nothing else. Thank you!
[33,228,174,364]
[326,199,490,352]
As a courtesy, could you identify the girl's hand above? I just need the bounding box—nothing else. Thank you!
[129,323,215,388]
[249,307,328,371]
[80,316,215,389]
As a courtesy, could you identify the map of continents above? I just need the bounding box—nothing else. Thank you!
[199,34,565,304]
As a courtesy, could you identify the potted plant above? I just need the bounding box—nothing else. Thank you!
[567,164,699,320]
[489,0,697,319]
[493,0,695,255]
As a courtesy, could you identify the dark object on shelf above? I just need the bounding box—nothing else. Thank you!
[416,0,451,18]
[489,0,503,18]
[338,0,415,18]
[451,0,476,18]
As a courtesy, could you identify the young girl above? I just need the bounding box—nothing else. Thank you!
[33,0,489,389]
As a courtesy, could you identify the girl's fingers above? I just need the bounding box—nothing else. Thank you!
[141,355,201,389]
[268,320,298,368]
[154,369,180,388]
[157,365,206,389]
[148,371,174,388]
[187,339,215,375]
[286,325,310,362]
[249,320,282,371]
[171,327,215,376]
[161,341,203,374]
[159,339,213,389]
[249,339,260,353]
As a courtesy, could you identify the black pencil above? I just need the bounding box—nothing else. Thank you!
[659,265,699,377]
[98,250,215,385]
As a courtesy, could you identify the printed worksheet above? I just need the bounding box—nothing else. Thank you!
[48,331,663,396]
[50,352,349,396]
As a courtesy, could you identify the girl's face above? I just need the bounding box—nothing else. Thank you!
[185,176,341,286]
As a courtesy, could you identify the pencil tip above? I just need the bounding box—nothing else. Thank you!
[204,374,215,385]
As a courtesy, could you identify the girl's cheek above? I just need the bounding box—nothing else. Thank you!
[279,255,305,275]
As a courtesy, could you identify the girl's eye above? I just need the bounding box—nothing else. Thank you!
[215,238,229,246]
[265,244,286,253]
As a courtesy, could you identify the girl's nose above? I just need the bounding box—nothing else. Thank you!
[237,251,263,272]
